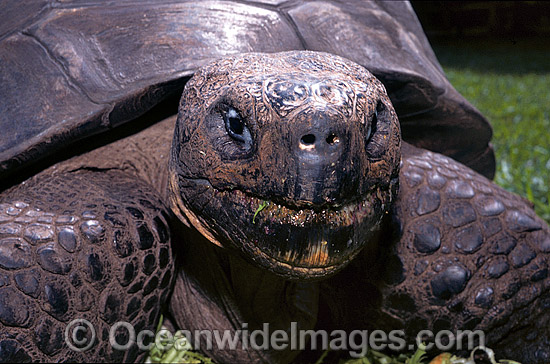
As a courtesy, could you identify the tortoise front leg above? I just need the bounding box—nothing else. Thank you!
[384,144,550,363]
[0,169,174,362]
[320,143,550,363]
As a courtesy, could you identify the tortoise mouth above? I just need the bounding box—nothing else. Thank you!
[171,176,387,279]
[230,188,385,279]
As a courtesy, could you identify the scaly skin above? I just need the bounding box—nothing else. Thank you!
[0,117,177,362]
[0,169,174,362]
[320,143,550,363]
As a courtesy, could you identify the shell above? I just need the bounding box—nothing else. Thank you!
[0,0,493,182]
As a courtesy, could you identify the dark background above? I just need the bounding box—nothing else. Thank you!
[411,1,550,41]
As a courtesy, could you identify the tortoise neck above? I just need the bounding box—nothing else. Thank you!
[169,226,319,363]
[55,116,176,200]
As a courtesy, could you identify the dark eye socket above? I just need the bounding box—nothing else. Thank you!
[223,107,246,141]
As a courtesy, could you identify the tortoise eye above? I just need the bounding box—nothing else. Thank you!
[224,107,246,142]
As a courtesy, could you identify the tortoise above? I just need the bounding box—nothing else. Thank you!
[0,1,549,363]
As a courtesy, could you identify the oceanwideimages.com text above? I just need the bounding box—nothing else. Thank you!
[65,319,485,358]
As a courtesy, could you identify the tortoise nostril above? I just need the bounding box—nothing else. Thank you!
[300,134,316,147]
[326,133,339,145]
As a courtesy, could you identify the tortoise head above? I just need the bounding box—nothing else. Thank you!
[169,51,400,279]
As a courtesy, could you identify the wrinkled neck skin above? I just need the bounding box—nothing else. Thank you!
[169,224,320,364]
[50,116,175,202]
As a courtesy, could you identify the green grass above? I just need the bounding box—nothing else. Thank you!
[431,39,550,223]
